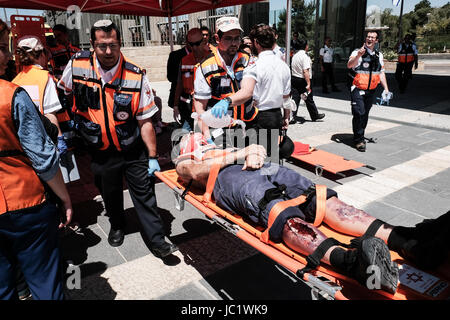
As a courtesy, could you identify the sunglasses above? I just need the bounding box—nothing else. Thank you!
[188,39,203,47]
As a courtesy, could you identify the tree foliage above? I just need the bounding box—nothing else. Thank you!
[276,0,315,47]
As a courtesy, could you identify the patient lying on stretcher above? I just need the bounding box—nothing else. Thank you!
[174,132,450,294]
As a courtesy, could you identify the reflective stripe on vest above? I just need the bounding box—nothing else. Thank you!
[0,80,46,215]
[200,51,258,122]
[12,65,49,114]
[71,52,144,151]
[180,53,197,95]
[352,51,382,90]
[398,43,415,63]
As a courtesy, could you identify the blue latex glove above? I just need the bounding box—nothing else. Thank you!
[206,138,215,145]
[211,99,230,118]
[148,158,161,177]
[57,136,68,155]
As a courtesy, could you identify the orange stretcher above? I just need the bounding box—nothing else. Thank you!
[156,169,450,300]
[289,141,376,177]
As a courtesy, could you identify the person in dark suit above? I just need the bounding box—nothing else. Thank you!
[166,43,190,111]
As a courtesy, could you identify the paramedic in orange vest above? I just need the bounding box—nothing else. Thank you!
[174,132,449,294]
[193,17,257,144]
[173,28,210,131]
[347,31,391,152]
[395,34,418,94]
[12,35,69,155]
[58,20,178,258]
[50,24,80,79]
[0,19,73,300]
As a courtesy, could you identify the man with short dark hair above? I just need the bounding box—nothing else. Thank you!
[49,24,80,79]
[193,17,257,142]
[167,38,190,111]
[209,24,291,157]
[395,34,418,93]
[319,37,340,93]
[173,28,210,131]
[291,38,325,123]
[347,31,391,152]
[58,20,178,258]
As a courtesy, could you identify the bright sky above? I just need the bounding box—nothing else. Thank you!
[270,0,449,14]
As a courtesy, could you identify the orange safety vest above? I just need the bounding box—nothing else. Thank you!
[352,50,383,91]
[198,50,258,122]
[398,43,415,64]
[12,65,48,114]
[0,80,46,215]
[71,50,146,152]
[180,52,197,96]
[13,65,72,131]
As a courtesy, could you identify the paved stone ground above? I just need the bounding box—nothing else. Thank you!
[61,68,450,301]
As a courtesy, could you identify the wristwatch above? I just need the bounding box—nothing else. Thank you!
[224,96,232,106]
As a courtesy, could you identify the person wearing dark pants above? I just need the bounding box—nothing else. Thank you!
[90,143,164,246]
[319,37,340,93]
[291,76,323,123]
[1,19,73,300]
[395,34,418,94]
[350,89,375,146]
[347,31,391,152]
[290,38,325,123]
[58,20,177,258]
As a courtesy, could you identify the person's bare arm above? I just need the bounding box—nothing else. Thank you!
[193,97,211,139]
[46,169,73,228]
[303,69,312,92]
[379,71,389,92]
[45,112,62,136]
[228,77,256,106]
[138,118,157,157]
[173,67,183,124]
[176,144,267,186]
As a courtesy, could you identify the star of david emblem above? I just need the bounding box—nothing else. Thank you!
[406,273,423,283]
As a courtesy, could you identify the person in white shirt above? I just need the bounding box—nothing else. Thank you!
[209,24,292,158]
[319,37,340,93]
[290,38,325,123]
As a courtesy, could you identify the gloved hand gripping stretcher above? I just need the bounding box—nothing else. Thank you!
[156,166,450,300]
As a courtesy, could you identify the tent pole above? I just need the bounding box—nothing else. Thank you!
[285,0,292,64]
[168,14,174,51]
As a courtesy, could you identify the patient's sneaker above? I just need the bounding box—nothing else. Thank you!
[344,237,399,294]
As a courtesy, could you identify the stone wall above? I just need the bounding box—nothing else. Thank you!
[121,45,182,82]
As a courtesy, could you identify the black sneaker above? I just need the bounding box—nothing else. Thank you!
[311,113,325,122]
[355,141,366,152]
[345,237,399,294]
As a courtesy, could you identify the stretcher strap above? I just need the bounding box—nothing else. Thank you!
[297,237,342,278]
[260,185,328,244]
[202,161,221,206]
[313,185,327,227]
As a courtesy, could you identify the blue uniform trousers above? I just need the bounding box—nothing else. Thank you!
[0,201,64,300]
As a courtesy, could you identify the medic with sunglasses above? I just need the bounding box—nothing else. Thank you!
[173,28,210,131]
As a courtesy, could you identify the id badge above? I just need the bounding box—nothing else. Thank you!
[220,78,230,87]
[359,90,365,96]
